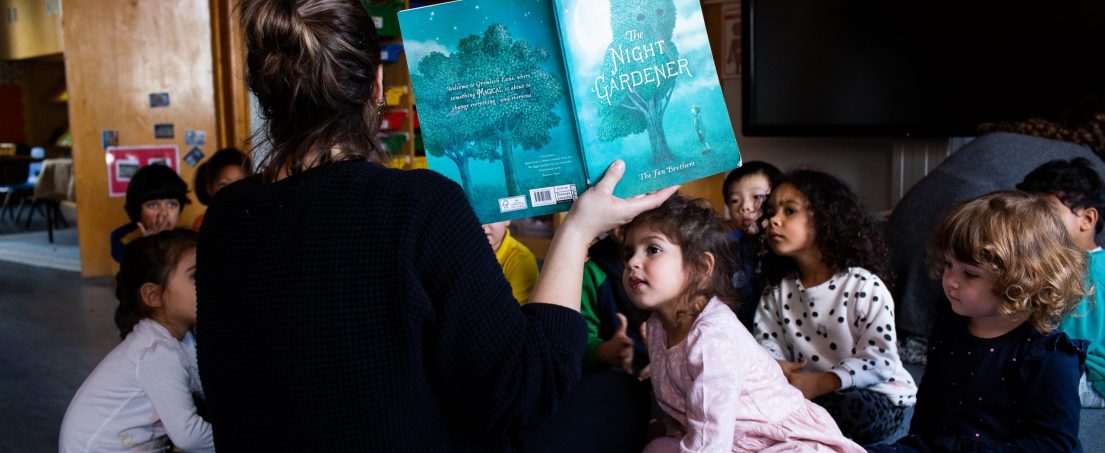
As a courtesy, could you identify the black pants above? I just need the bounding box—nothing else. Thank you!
[814,388,908,445]
[514,370,651,453]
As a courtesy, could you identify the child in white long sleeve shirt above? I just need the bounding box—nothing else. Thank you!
[754,171,917,445]
[60,230,212,452]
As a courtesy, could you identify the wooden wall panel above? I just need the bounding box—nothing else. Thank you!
[64,0,216,277]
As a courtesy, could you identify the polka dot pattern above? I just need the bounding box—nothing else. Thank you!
[751,268,917,406]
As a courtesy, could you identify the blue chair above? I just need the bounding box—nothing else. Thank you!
[0,161,41,222]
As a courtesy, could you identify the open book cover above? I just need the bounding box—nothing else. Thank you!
[398,0,740,223]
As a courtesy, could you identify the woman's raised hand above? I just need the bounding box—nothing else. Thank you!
[562,160,679,241]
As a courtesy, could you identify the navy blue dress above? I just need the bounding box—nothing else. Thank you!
[872,314,1087,452]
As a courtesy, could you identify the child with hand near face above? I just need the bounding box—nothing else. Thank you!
[110,165,191,263]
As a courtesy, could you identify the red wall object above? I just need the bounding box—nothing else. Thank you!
[0,85,27,143]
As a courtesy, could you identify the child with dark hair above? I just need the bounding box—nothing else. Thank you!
[110,164,190,262]
[723,161,784,329]
[754,170,916,444]
[873,191,1088,451]
[60,229,212,452]
[192,148,251,230]
[626,195,861,452]
[1018,157,1105,408]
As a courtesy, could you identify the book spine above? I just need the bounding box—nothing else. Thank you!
[550,0,592,187]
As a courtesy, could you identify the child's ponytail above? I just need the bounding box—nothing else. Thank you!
[115,229,199,339]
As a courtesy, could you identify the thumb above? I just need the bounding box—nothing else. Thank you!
[615,313,628,336]
[592,160,626,195]
[137,222,149,236]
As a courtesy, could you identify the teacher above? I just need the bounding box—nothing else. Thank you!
[195,0,677,451]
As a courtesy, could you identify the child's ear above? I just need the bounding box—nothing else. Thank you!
[700,252,716,276]
[139,282,164,309]
[1080,207,1099,233]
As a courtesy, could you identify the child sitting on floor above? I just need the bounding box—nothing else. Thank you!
[872,191,1087,451]
[754,170,917,444]
[626,195,862,452]
[191,147,251,231]
[110,164,190,263]
[482,220,539,304]
[1018,157,1105,408]
[61,229,212,452]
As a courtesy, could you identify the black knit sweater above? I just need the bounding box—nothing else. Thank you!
[196,161,586,451]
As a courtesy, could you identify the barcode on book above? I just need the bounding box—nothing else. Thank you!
[530,188,555,207]
[530,184,578,208]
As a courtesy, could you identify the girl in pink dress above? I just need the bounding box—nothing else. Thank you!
[622,195,863,452]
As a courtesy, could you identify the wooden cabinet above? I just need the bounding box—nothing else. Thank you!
[1,0,64,60]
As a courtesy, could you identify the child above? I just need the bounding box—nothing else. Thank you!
[482,220,538,304]
[581,229,649,374]
[192,147,251,230]
[875,191,1088,451]
[1018,157,1105,408]
[753,170,917,444]
[60,229,213,452]
[624,195,862,452]
[110,164,190,263]
[723,161,784,329]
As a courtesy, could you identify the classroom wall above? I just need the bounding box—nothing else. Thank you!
[64,0,216,277]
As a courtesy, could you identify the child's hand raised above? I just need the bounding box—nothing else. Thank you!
[137,212,175,237]
[596,313,634,374]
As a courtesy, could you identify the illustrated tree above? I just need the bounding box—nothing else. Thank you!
[413,53,500,194]
[597,0,680,163]
[452,24,565,196]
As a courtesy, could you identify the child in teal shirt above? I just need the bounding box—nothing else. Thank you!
[1019,157,1105,407]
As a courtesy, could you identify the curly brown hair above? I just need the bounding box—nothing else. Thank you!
[928,191,1088,333]
[977,98,1105,154]
[621,195,739,325]
[761,170,892,287]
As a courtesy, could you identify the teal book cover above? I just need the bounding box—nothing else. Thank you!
[552,0,741,198]
[399,0,588,223]
[399,0,740,223]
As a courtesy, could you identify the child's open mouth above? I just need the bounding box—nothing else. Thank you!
[628,276,647,289]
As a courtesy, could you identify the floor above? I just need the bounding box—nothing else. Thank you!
[0,260,117,451]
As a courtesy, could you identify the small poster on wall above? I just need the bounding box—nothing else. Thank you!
[106,145,180,197]
[722,2,741,79]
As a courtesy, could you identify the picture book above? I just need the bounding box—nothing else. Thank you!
[398,0,740,223]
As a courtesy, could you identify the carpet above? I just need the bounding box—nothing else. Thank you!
[0,228,80,272]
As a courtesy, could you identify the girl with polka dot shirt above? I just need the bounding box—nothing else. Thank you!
[753,170,917,445]
[872,191,1088,452]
